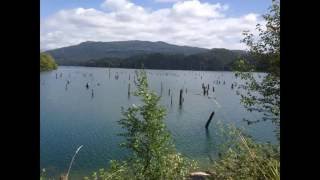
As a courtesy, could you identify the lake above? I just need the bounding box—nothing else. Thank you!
[40,66,277,179]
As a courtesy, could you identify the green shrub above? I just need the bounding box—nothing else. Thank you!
[40,53,58,72]
[209,125,280,180]
[84,70,197,180]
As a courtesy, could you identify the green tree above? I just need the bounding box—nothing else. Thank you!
[233,0,280,139]
[85,70,197,180]
[40,53,58,72]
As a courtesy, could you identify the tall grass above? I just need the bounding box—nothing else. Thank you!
[208,124,280,180]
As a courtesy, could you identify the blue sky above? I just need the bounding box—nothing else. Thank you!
[41,0,272,50]
[41,0,271,19]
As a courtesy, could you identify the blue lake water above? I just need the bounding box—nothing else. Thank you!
[40,66,277,179]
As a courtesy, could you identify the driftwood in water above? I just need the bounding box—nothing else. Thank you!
[205,111,215,129]
[179,89,183,106]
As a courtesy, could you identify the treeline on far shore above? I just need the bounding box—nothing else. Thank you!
[72,51,270,72]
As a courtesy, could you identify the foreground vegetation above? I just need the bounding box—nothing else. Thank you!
[40,52,58,72]
[207,123,280,180]
[233,0,280,140]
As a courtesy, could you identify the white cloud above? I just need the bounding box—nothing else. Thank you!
[41,0,263,50]
[101,0,145,13]
[155,0,184,3]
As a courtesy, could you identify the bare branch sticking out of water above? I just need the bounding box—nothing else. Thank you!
[66,145,84,180]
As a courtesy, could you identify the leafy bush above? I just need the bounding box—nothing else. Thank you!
[84,70,197,180]
[40,53,58,72]
[209,125,280,180]
[232,0,280,140]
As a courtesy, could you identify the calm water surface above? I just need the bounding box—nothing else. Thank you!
[40,66,276,178]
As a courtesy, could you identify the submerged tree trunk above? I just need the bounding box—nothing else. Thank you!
[205,111,215,129]
[179,89,183,106]
[128,83,131,98]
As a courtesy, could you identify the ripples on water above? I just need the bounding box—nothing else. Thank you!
[40,66,276,178]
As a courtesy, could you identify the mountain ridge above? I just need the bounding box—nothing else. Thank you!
[44,40,251,71]
[45,40,211,65]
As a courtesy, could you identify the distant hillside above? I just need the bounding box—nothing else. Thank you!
[83,48,249,71]
[45,40,208,65]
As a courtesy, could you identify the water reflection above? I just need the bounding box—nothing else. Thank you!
[205,129,215,163]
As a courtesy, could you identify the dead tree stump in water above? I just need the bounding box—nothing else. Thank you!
[202,83,206,96]
[128,83,131,98]
[179,89,183,106]
[205,111,215,129]
[160,81,163,96]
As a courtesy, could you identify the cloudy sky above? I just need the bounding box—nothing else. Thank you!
[40,0,271,50]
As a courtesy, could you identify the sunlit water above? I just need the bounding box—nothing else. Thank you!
[40,66,277,179]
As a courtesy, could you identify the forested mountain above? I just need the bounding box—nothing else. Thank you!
[83,49,249,71]
[45,40,208,65]
[44,40,256,71]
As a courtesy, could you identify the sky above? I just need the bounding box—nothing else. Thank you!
[40,0,272,50]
